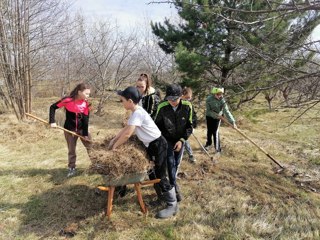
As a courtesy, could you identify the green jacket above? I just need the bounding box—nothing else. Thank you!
[205,95,235,124]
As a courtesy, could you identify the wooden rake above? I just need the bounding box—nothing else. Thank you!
[220,115,284,170]
[192,133,215,162]
[25,113,92,142]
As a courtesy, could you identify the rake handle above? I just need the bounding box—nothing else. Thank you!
[220,116,284,169]
[192,133,212,159]
[25,113,92,142]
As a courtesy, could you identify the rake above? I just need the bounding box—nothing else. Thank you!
[192,133,215,162]
[25,113,92,142]
[220,115,284,170]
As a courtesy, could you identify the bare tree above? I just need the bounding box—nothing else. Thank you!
[0,0,70,119]
[34,13,87,98]
[137,17,177,88]
[75,20,141,115]
[278,82,294,107]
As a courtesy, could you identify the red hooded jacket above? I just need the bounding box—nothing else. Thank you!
[49,97,90,136]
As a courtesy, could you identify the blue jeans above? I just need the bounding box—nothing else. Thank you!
[184,140,193,157]
[167,141,185,187]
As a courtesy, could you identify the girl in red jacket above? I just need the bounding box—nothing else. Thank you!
[49,83,92,177]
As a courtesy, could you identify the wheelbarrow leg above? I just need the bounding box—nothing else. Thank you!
[97,186,114,220]
[134,183,147,214]
[107,186,115,220]
[97,179,161,220]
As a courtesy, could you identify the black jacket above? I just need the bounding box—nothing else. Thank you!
[154,100,193,143]
[192,108,198,128]
[141,89,160,119]
[49,97,90,136]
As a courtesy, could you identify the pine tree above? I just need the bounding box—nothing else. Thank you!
[152,0,320,97]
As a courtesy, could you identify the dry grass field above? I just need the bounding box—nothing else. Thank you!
[1,95,320,240]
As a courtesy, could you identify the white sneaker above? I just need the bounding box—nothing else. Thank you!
[67,168,76,177]
[204,144,211,151]
[189,155,196,163]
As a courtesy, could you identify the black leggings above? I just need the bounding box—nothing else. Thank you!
[206,116,221,152]
[147,135,172,192]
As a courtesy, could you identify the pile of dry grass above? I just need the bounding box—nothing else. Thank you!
[0,116,49,144]
[88,136,151,179]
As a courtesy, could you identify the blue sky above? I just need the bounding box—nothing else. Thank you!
[72,0,177,31]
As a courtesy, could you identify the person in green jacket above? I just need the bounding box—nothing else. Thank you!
[205,87,236,154]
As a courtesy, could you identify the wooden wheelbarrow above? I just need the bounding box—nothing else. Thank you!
[97,172,160,220]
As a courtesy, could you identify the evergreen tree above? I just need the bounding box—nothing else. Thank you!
[152,0,320,98]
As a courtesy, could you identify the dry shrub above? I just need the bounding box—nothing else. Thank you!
[0,118,48,143]
[88,135,152,179]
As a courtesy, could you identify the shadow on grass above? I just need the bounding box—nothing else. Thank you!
[187,165,320,239]
[18,184,106,238]
[0,168,162,238]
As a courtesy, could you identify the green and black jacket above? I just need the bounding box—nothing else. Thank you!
[154,100,193,143]
[205,95,235,124]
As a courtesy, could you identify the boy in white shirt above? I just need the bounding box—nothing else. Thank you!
[108,86,178,219]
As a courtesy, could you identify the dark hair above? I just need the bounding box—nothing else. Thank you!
[137,73,152,94]
[118,86,141,104]
[69,83,90,100]
[182,87,192,96]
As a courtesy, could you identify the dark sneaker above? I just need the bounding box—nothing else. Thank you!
[67,168,76,177]
[115,185,128,198]
[189,155,196,163]
[175,185,182,202]
[148,198,166,208]
[176,191,182,202]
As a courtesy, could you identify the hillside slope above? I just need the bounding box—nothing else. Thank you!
[0,97,319,240]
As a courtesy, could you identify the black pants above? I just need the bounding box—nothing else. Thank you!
[206,116,221,152]
[147,135,172,192]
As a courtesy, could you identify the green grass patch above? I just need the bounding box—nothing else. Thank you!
[309,156,320,165]
[243,108,271,123]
